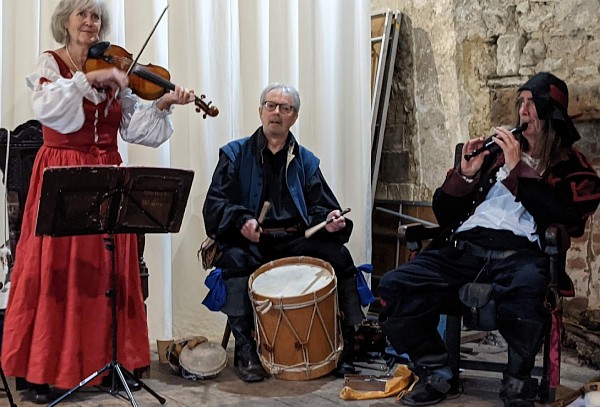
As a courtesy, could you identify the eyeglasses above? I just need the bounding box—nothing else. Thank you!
[263,101,295,114]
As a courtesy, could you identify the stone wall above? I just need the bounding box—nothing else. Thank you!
[371,0,600,306]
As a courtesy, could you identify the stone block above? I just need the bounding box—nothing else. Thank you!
[380,151,410,183]
[569,84,600,122]
[535,58,563,72]
[490,87,519,127]
[497,34,525,76]
[520,39,546,66]
[573,66,600,79]
[585,40,600,63]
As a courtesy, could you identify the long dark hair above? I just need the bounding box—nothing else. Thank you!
[517,119,564,175]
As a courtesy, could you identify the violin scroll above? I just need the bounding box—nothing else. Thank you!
[195,95,219,118]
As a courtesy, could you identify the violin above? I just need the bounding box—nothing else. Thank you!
[84,41,219,118]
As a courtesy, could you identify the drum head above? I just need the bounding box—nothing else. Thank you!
[179,341,227,380]
[251,258,334,298]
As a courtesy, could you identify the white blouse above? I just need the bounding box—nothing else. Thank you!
[25,52,174,148]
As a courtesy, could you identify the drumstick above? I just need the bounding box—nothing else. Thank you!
[300,268,330,295]
[256,201,271,229]
[304,208,351,239]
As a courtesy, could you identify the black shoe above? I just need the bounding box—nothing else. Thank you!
[29,383,59,405]
[500,375,538,407]
[401,381,446,406]
[34,392,57,405]
[234,359,265,383]
[401,367,451,406]
[503,399,534,407]
[447,375,463,399]
[101,372,142,392]
[233,342,267,383]
[332,361,359,378]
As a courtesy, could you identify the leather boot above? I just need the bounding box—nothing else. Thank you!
[228,315,267,382]
[333,325,359,377]
[333,277,364,377]
[497,317,546,406]
[380,307,448,368]
[401,365,453,406]
[337,277,364,327]
[499,375,539,407]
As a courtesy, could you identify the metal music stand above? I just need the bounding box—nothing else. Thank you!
[35,166,194,407]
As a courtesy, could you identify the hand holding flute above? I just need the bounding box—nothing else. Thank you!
[460,124,528,178]
[464,123,528,161]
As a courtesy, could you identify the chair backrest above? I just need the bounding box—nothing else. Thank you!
[0,120,43,255]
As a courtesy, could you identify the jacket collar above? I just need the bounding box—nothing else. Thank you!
[252,127,298,163]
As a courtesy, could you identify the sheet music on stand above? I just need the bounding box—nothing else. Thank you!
[36,165,194,237]
[34,165,194,407]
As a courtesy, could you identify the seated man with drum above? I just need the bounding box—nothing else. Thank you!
[202,82,364,383]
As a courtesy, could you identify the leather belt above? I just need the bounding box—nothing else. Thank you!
[454,240,518,260]
[261,226,299,234]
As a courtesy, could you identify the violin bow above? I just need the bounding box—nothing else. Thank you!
[125,5,169,76]
[104,5,169,116]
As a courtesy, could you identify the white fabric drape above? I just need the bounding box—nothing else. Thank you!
[0,0,371,342]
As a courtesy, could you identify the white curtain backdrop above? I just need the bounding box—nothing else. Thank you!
[0,0,372,343]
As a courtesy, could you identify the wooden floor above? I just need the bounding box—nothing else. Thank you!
[3,339,597,407]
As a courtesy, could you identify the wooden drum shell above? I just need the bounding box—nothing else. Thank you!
[248,256,342,380]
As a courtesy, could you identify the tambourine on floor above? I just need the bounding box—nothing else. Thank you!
[248,256,342,381]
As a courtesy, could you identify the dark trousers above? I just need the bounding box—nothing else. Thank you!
[378,244,550,371]
[218,234,357,279]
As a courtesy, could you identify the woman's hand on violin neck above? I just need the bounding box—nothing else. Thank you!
[86,67,129,93]
[156,84,195,111]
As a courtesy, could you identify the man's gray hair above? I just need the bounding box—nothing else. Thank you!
[260,83,301,113]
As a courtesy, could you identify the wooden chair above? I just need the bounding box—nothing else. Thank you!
[403,221,571,403]
[0,119,42,407]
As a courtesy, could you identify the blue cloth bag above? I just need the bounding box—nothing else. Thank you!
[202,268,226,311]
[356,263,376,306]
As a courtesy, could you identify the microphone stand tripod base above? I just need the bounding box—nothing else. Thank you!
[48,361,166,407]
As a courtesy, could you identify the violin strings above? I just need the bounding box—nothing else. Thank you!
[107,55,132,69]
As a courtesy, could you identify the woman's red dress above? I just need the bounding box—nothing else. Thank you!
[1,52,150,389]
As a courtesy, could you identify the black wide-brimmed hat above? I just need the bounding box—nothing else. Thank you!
[518,72,580,146]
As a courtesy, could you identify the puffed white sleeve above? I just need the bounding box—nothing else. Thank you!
[25,53,105,134]
[119,88,175,148]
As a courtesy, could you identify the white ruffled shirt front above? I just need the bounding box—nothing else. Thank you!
[26,52,174,147]
[456,154,541,245]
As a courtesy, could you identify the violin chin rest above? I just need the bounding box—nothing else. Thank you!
[88,41,111,58]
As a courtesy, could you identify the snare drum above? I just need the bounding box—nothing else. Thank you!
[248,256,341,380]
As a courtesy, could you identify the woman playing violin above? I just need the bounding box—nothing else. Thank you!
[1,0,194,403]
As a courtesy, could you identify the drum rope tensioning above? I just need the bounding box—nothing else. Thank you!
[248,257,343,380]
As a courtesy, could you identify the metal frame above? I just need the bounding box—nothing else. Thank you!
[370,10,401,205]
